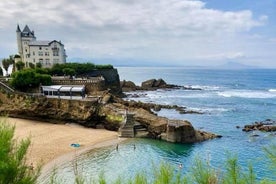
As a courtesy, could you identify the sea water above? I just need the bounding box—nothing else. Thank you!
[46,68,276,183]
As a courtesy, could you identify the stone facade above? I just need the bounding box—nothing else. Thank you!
[16,25,66,68]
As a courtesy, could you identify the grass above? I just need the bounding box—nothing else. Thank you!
[0,118,40,184]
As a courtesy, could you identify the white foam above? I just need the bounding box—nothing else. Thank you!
[188,107,230,113]
[268,89,276,92]
[218,90,276,99]
[183,85,220,91]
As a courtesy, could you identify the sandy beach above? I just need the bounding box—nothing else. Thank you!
[3,117,123,171]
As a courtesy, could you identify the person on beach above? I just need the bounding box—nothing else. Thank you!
[116,144,119,151]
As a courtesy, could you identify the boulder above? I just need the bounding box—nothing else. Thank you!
[121,80,138,92]
[141,79,157,89]
[154,79,167,87]
[242,119,276,132]
[141,78,167,89]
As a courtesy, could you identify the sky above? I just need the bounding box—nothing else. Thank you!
[0,0,276,67]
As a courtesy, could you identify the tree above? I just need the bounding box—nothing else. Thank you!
[36,62,42,68]
[29,63,35,69]
[0,119,40,183]
[62,68,76,77]
[15,61,25,71]
[2,59,10,75]
[0,67,3,76]
[1,56,15,76]
[10,69,52,91]
[8,55,15,73]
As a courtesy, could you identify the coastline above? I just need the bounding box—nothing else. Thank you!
[2,117,126,180]
[39,136,127,182]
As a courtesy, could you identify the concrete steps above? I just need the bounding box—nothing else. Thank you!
[119,113,135,138]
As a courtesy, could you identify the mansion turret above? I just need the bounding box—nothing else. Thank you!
[16,25,66,68]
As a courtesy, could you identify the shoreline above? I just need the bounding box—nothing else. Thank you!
[2,117,126,181]
[39,137,127,182]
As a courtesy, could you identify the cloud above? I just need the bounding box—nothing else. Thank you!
[0,0,273,66]
[195,52,245,60]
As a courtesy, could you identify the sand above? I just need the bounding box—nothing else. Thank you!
[2,117,124,172]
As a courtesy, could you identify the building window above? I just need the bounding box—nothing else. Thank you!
[39,58,43,64]
[33,59,35,63]
[38,51,43,56]
[33,51,35,56]
[39,47,42,50]
[46,59,50,66]
[53,50,59,56]
[45,52,49,56]
[53,59,59,63]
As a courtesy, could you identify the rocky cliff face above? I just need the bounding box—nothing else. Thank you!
[0,92,101,126]
[0,90,219,143]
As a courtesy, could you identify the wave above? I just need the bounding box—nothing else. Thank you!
[217,90,276,99]
[188,107,231,113]
[183,85,220,91]
[268,89,276,92]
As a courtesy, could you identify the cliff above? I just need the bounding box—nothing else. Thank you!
[0,90,219,143]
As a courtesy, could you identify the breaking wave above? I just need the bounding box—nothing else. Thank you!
[217,90,276,99]
[183,85,220,91]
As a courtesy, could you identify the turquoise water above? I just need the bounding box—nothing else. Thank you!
[47,68,276,183]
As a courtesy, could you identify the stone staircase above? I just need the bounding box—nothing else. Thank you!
[119,113,135,138]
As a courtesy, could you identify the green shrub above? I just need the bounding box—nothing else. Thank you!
[29,63,35,69]
[95,64,113,70]
[0,118,40,183]
[9,69,52,91]
[49,62,113,76]
[15,61,25,71]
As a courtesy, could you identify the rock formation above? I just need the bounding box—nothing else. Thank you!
[0,90,220,144]
[242,119,276,132]
[121,78,180,92]
[120,78,203,92]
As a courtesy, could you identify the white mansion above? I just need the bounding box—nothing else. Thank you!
[16,25,66,68]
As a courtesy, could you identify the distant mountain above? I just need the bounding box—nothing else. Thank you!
[214,61,259,70]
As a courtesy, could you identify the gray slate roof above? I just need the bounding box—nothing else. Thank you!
[22,25,32,33]
[29,40,64,46]
[29,40,51,46]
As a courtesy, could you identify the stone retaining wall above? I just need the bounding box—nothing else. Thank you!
[52,77,106,95]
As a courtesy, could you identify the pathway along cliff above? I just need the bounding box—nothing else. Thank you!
[0,90,220,144]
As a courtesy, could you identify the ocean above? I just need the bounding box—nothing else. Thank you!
[48,67,276,183]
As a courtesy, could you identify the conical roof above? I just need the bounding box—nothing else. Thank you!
[22,25,32,33]
[16,24,21,32]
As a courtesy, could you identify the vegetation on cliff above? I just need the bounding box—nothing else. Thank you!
[5,62,114,92]
[9,69,52,92]
[49,63,113,76]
